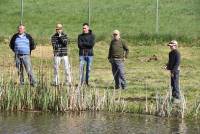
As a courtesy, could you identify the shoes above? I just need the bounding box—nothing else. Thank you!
[20,82,25,86]
[122,86,126,90]
[86,83,90,87]
[51,82,59,86]
[172,98,181,104]
[63,82,73,87]
[115,85,127,90]
[86,81,90,86]
[30,83,37,87]
[115,86,120,90]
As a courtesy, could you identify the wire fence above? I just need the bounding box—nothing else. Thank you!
[0,0,199,41]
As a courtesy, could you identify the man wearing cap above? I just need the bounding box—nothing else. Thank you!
[165,40,181,103]
[78,23,95,86]
[51,23,72,86]
[108,30,129,89]
[9,24,37,86]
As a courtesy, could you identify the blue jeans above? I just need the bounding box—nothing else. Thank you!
[110,59,126,89]
[79,56,93,85]
[15,54,36,85]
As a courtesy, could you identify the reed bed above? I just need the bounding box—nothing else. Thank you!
[0,61,199,119]
[0,44,200,119]
[0,72,127,113]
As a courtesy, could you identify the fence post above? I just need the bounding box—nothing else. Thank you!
[156,0,159,34]
[20,0,24,25]
[88,0,91,26]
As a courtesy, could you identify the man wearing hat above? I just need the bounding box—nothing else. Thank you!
[108,30,129,89]
[165,40,181,103]
[51,23,72,86]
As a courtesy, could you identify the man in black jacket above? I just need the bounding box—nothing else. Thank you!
[51,23,72,86]
[165,40,181,103]
[78,23,95,86]
[9,24,36,86]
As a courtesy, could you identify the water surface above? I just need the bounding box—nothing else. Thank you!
[0,112,199,134]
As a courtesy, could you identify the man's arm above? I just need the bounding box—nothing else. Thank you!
[60,33,68,46]
[9,34,16,52]
[172,52,180,72]
[78,35,83,49]
[108,43,111,60]
[122,41,129,58]
[78,33,95,50]
[87,34,95,48]
[27,34,36,51]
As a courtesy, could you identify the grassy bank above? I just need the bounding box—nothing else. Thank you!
[0,41,200,118]
[0,0,199,45]
[0,0,199,118]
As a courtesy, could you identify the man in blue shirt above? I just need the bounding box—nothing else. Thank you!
[10,24,37,86]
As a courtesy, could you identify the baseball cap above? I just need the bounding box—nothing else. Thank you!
[167,40,178,47]
[113,30,120,35]
[56,23,63,30]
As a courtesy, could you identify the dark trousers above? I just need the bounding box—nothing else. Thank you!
[110,59,126,89]
[171,70,180,99]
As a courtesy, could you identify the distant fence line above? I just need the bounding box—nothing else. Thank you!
[12,0,199,37]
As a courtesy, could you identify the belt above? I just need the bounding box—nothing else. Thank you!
[17,54,28,56]
[111,58,123,61]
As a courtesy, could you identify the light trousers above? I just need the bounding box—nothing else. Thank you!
[53,56,72,85]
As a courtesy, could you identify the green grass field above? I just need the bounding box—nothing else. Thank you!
[0,0,200,117]
[0,0,199,45]
[0,41,200,117]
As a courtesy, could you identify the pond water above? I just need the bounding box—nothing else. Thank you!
[0,112,199,134]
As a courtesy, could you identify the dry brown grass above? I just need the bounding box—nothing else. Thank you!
[32,45,53,59]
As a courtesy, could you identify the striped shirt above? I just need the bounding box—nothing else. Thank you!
[14,34,30,54]
[51,32,68,56]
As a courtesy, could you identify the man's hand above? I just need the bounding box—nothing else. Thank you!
[57,32,62,37]
[171,72,174,77]
[59,33,62,37]
[108,58,112,63]
[161,66,167,70]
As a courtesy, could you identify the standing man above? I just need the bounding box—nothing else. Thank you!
[78,23,95,86]
[165,40,181,103]
[51,23,72,86]
[108,30,129,89]
[9,24,37,86]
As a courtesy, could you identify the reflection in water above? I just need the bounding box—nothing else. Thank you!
[0,112,199,134]
[166,119,187,134]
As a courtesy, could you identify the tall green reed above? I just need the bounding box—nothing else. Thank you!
[0,56,126,113]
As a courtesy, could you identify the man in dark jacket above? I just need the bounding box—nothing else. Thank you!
[9,24,36,86]
[51,23,72,86]
[165,40,181,103]
[78,23,95,86]
[108,30,129,89]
